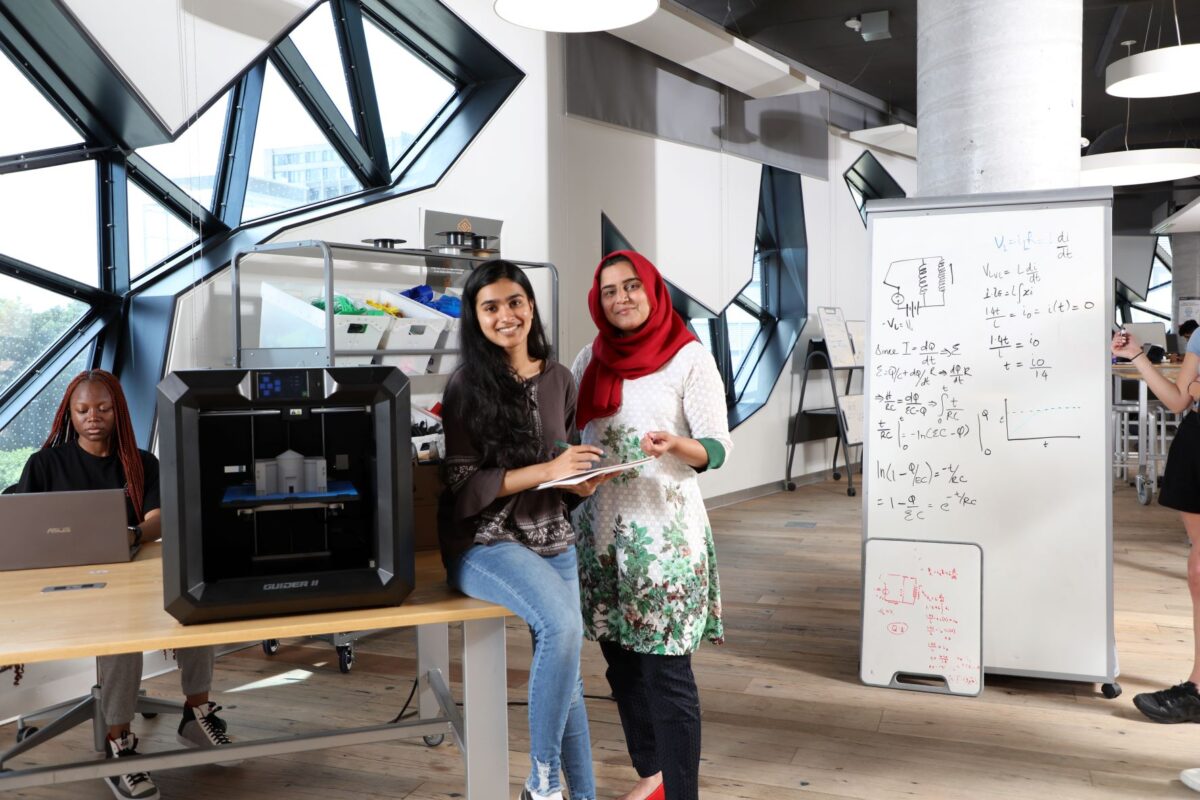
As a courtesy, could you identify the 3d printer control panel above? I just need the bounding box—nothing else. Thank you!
[253,370,317,402]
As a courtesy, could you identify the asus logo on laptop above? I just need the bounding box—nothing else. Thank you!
[46,526,72,535]
[262,580,319,591]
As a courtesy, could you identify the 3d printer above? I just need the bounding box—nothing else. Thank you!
[157,366,413,624]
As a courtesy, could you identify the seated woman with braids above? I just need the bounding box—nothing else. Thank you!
[15,369,235,800]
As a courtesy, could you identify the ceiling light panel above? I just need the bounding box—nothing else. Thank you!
[1079,148,1200,186]
[494,0,658,33]
[1106,43,1200,98]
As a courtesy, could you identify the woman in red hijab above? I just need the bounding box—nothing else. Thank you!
[571,250,732,800]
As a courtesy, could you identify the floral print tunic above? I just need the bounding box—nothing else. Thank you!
[570,341,732,655]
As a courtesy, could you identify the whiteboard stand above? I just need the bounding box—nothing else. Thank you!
[861,538,984,696]
[784,308,863,495]
[863,188,1120,696]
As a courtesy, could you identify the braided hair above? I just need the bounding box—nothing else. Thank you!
[43,370,146,522]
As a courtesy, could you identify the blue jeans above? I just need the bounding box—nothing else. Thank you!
[448,542,595,799]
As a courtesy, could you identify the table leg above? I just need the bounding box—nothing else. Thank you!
[462,617,508,800]
[416,623,449,722]
[1138,378,1148,478]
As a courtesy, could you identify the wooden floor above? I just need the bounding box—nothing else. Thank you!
[7,478,1200,798]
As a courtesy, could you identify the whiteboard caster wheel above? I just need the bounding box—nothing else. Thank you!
[847,487,857,497]
[15,725,38,742]
[1136,475,1152,505]
[832,471,842,481]
[337,645,354,673]
[263,639,280,656]
[784,481,796,491]
[423,734,444,747]
[1101,682,1122,699]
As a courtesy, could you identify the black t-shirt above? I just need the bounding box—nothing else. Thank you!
[15,440,161,526]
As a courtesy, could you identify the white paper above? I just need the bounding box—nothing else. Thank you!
[535,457,654,489]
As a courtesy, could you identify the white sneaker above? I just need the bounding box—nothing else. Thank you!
[177,702,241,766]
[104,732,159,800]
[1182,767,1200,793]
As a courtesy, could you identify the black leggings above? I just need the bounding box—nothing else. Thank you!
[599,640,701,800]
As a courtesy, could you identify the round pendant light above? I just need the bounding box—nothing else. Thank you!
[1079,148,1200,186]
[1106,43,1200,98]
[494,0,658,33]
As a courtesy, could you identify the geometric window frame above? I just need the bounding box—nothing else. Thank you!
[844,149,906,227]
[600,164,810,429]
[0,0,524,445]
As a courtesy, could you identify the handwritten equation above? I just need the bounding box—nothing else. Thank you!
[869,225,1099,528]
[872,567,980,690]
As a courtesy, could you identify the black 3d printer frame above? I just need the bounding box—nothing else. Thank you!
[157,366,413,624]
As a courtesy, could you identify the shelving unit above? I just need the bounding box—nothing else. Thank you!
[229,239,560,370]
[783,344,863,496]
[784,307,864,497]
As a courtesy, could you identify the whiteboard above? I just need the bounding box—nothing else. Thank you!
[864,188,1114,682]
[847,320,867,367]
[861,538,983,696]
[839,394,864,446]
[1179,297,1200,327]
[818,306,856,368]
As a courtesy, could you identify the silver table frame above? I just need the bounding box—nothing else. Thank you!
[0,618,509,799]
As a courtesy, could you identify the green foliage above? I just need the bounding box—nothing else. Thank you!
[0,295,86,394]
[0,447,34,490]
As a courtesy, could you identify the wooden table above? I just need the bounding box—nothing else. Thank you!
[0,544,514,799]
[1112,363,1181,503]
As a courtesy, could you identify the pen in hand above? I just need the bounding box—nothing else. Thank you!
[555,439,605,456]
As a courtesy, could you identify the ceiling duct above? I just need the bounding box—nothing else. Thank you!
[610,1,819,99]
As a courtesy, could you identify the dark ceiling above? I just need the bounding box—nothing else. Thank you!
[676,0,1200,177]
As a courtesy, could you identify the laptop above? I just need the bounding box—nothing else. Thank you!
[0,489,136,571]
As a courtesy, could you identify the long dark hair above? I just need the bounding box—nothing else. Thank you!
[454,260,552,469]
[44,369,147,522]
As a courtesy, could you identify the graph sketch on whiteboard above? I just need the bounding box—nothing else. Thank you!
[883,256,954,317]
[1003,398,1082,443]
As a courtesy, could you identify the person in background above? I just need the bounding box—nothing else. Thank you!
[1112,329,1200,773]
[1179,319,1198,349]
[15,369,234,800]
[438,259,605,800]
[572,250,733,800]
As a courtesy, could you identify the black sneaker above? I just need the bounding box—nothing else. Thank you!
[177,702,240,765]
[104,732,159,800]
[1133,681,1200,723]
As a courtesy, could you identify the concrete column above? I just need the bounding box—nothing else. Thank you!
[917,0,1082,196]
[1173,233,1200,324]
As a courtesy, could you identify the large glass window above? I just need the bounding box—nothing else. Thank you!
[289,3,356,131]
[137,92,231,211]
[1122,236,1174,325]
[0,275,88,398]
[127,181,199,277]
[0,346,91,489]
[243,63,363,222]
[0,52,82,156]
[362,13,456,168]
[0,160,98,285]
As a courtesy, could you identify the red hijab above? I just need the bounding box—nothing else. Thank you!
[577,250,697,429]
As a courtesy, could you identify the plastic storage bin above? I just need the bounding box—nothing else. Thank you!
[259,282,392,366]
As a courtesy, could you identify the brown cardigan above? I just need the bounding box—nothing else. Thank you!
[437,361,580,565]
